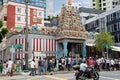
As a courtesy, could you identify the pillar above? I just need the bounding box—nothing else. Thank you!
[56,42,60,59]
[82,41,86,58]
[63,41,68,57]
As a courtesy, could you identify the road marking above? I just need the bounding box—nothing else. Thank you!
[27,76,43,80]
[100,76,120,80]
[45,75,67,80]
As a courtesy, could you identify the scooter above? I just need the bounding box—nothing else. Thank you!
[73,65,99,80]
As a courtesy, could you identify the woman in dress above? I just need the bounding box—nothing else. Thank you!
[2,61,7,76]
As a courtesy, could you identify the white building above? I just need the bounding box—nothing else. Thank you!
[78,7,104,26]
[91,0,120,11]
[85,5,120,46]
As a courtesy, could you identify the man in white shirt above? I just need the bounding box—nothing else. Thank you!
[80,61,88,72]
[7,58,13,76]
[29,59,35,76]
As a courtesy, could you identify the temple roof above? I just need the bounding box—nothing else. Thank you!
[55,5,89,40]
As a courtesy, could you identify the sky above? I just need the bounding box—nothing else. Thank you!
[53,0,91,13]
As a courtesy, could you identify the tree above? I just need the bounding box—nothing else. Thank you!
[95,32,114,52]
[0,21,8,42]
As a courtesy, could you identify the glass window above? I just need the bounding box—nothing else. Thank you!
[33,16,37,22]
[17,17,21,21]
[33,10,37,15]
[118,22,120,31]
[103,3,106,6]
[93,4,95,6]
[113,2,115,5]
[103,8,106,10]
[115,35,118,42]
[119,34,120,42]
[38,12,42,16]
[114,24,117,31]
[17,8,21,13]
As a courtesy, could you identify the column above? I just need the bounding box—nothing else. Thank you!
[82,41,86,58]
[56,42,60,59]
[71,43,74,57]
[63,41,68,57]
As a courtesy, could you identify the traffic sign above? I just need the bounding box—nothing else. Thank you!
[102,44,111,47]
[15,44,23,49]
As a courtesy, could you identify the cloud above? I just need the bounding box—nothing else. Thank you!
[46,0,54,17]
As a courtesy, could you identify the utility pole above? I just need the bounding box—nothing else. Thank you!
[25,0,29,70]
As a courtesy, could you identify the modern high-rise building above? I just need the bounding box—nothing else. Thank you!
[0,0,47,18]
[91,0,120,11]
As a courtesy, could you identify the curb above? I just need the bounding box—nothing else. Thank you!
[0,71,75,76]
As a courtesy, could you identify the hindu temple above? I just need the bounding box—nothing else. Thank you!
[55,0,89,58]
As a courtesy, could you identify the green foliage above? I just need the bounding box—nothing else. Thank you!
[95,32,114,52]
[0,21,9,42]
[0,21,3,28]
[45,15,60,21]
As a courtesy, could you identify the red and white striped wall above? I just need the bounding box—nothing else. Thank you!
[32,38,56,51]
[16,38,26,51]
[15,38,56,59]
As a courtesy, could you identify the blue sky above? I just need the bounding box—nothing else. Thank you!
[53,0,90,13]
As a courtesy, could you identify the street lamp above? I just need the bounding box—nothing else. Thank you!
[18,33,23,71]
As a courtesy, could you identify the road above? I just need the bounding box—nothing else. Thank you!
[0,71,120,80]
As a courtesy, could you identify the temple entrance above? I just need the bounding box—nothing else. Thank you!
[67,43,82,57]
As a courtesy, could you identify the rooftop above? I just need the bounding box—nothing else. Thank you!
[79,7,104,14]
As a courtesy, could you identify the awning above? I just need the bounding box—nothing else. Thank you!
[86,44,95,47]
[112,46,120,52]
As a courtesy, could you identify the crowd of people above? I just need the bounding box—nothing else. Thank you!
[0,56,120,76]
[28,56,120,76]
[0,58,14,76]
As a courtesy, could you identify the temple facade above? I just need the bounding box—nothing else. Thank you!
[55,2,89,58]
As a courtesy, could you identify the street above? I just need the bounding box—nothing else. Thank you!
[0,71,120,80]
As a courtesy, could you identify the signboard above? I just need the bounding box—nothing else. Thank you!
[86,39,95,46]
[15,26,22,32]
[15,44,23,49]
[34,52,46,59]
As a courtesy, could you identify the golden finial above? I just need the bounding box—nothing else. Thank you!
[68,0,72,6]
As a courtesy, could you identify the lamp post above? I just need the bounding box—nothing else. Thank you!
[19,33,23,71]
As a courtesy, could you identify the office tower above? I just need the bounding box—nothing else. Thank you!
[91,0,120,11]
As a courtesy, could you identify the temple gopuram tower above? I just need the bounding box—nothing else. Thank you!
[55,0,89,58]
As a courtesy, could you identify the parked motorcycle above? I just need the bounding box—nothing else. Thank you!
[73,65,99,80]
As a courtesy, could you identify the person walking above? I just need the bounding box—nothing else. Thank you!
[38,57,44,75]
[29,59,36,76]
[2,61,7,76]
[6,58,14,76]
[106,58,110,71]
[22,58,26,71]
